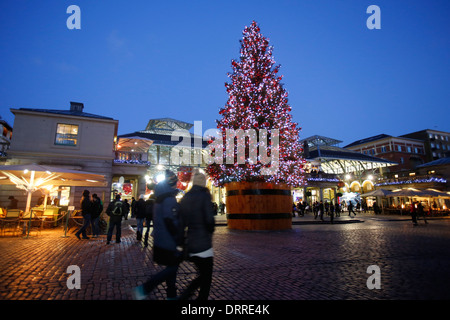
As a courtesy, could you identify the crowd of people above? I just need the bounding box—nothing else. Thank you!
[291,199,372,222]
[75,168,215,301]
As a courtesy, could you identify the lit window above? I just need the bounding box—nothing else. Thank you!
[55,124,79,146]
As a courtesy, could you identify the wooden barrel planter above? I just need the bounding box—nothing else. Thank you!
[225,181,293,230]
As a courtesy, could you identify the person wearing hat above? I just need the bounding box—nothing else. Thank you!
[133,169,183,300]
[75,190,93,240]
[178,169,215,300]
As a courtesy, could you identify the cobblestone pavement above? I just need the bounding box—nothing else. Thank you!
[1,213,450,302]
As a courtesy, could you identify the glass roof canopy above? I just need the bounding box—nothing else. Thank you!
[300,135,396,175]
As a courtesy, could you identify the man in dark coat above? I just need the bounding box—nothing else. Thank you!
[106,194,124,244]
[75,190,93,240]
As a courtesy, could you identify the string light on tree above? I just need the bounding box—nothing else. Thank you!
[207,21,305,187]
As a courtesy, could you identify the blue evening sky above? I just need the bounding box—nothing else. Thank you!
[0,0,449,146]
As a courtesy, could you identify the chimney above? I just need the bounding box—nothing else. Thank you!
[70,101,84,112]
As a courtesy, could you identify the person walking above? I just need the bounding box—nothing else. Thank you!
[135,194,147,241]
[75,190,93,240]
[318,200,324,221]
[122,199,130,220]
[132,170,183,300]
[106,194,124,244]
[178,170,215,300]
[330,201,335,224]
[143,195,155,247]
[348,201,356,217]
[91,193,103,238]
[131,197,136,218]
[410,201,418,226]
[417,201,428,225]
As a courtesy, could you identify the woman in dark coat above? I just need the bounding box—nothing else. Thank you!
[178,169,215,300]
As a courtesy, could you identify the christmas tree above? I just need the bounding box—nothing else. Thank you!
[206,21,305,187]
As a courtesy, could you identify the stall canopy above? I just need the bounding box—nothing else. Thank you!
[385,188,450,198]
[0,164,107,214]
[361,189,393,197]
[387,188,426,197]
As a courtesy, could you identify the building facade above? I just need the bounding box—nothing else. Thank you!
[344,134,426,176]
[400,129,450,162]
[299,135,396,206]
[1,102,118,210]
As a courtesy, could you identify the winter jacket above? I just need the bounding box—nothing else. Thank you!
[179,185,215,254]
[81,197,93,217]
[134,198,147,219]
[91,198,103,219]
[152,181,182,258]
[106,199,123,223]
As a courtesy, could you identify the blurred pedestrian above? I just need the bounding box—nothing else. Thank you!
[132,170,183,300]
[318,200,324,221]
[178,169,215,300]
[75,190,93,240]
[143,195,155,247]
[135,194,147,241]
[122,199,130,220]
[410,201,418,226]
[417,201,428,225]
[7,196,18,209]
[348,201,356,217]
[131,197,136,218]
[91,193,103,238]
[330,201,335,224]
[106,194,124,244]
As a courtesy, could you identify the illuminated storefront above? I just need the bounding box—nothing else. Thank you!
[299,135,396,206]
[112,118,211,203]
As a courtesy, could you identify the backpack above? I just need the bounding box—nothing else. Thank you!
[112,201,123,216]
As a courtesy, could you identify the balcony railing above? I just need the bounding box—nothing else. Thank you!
[114,151,151,165]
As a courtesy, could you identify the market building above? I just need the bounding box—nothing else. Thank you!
[113,118,217,204]
[400,129,450,162]
[0,102,117,210]
[298,135,396,206]
[344,134,426,175]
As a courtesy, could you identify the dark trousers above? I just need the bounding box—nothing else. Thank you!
[76,214,91,238]
[411,212,418,225]
[107,219,122,242]
[143,264,179,298]
[179,256,213,300]
[143,217,152,246]
[91,216,100,236]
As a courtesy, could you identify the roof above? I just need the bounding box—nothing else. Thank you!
[13,108,115,120]
[300,135,342,147]
[144,118,193,133]
[416,157,450,168]
[344,134,392,148]
[118,131,209,148]
[306,145,396,164]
